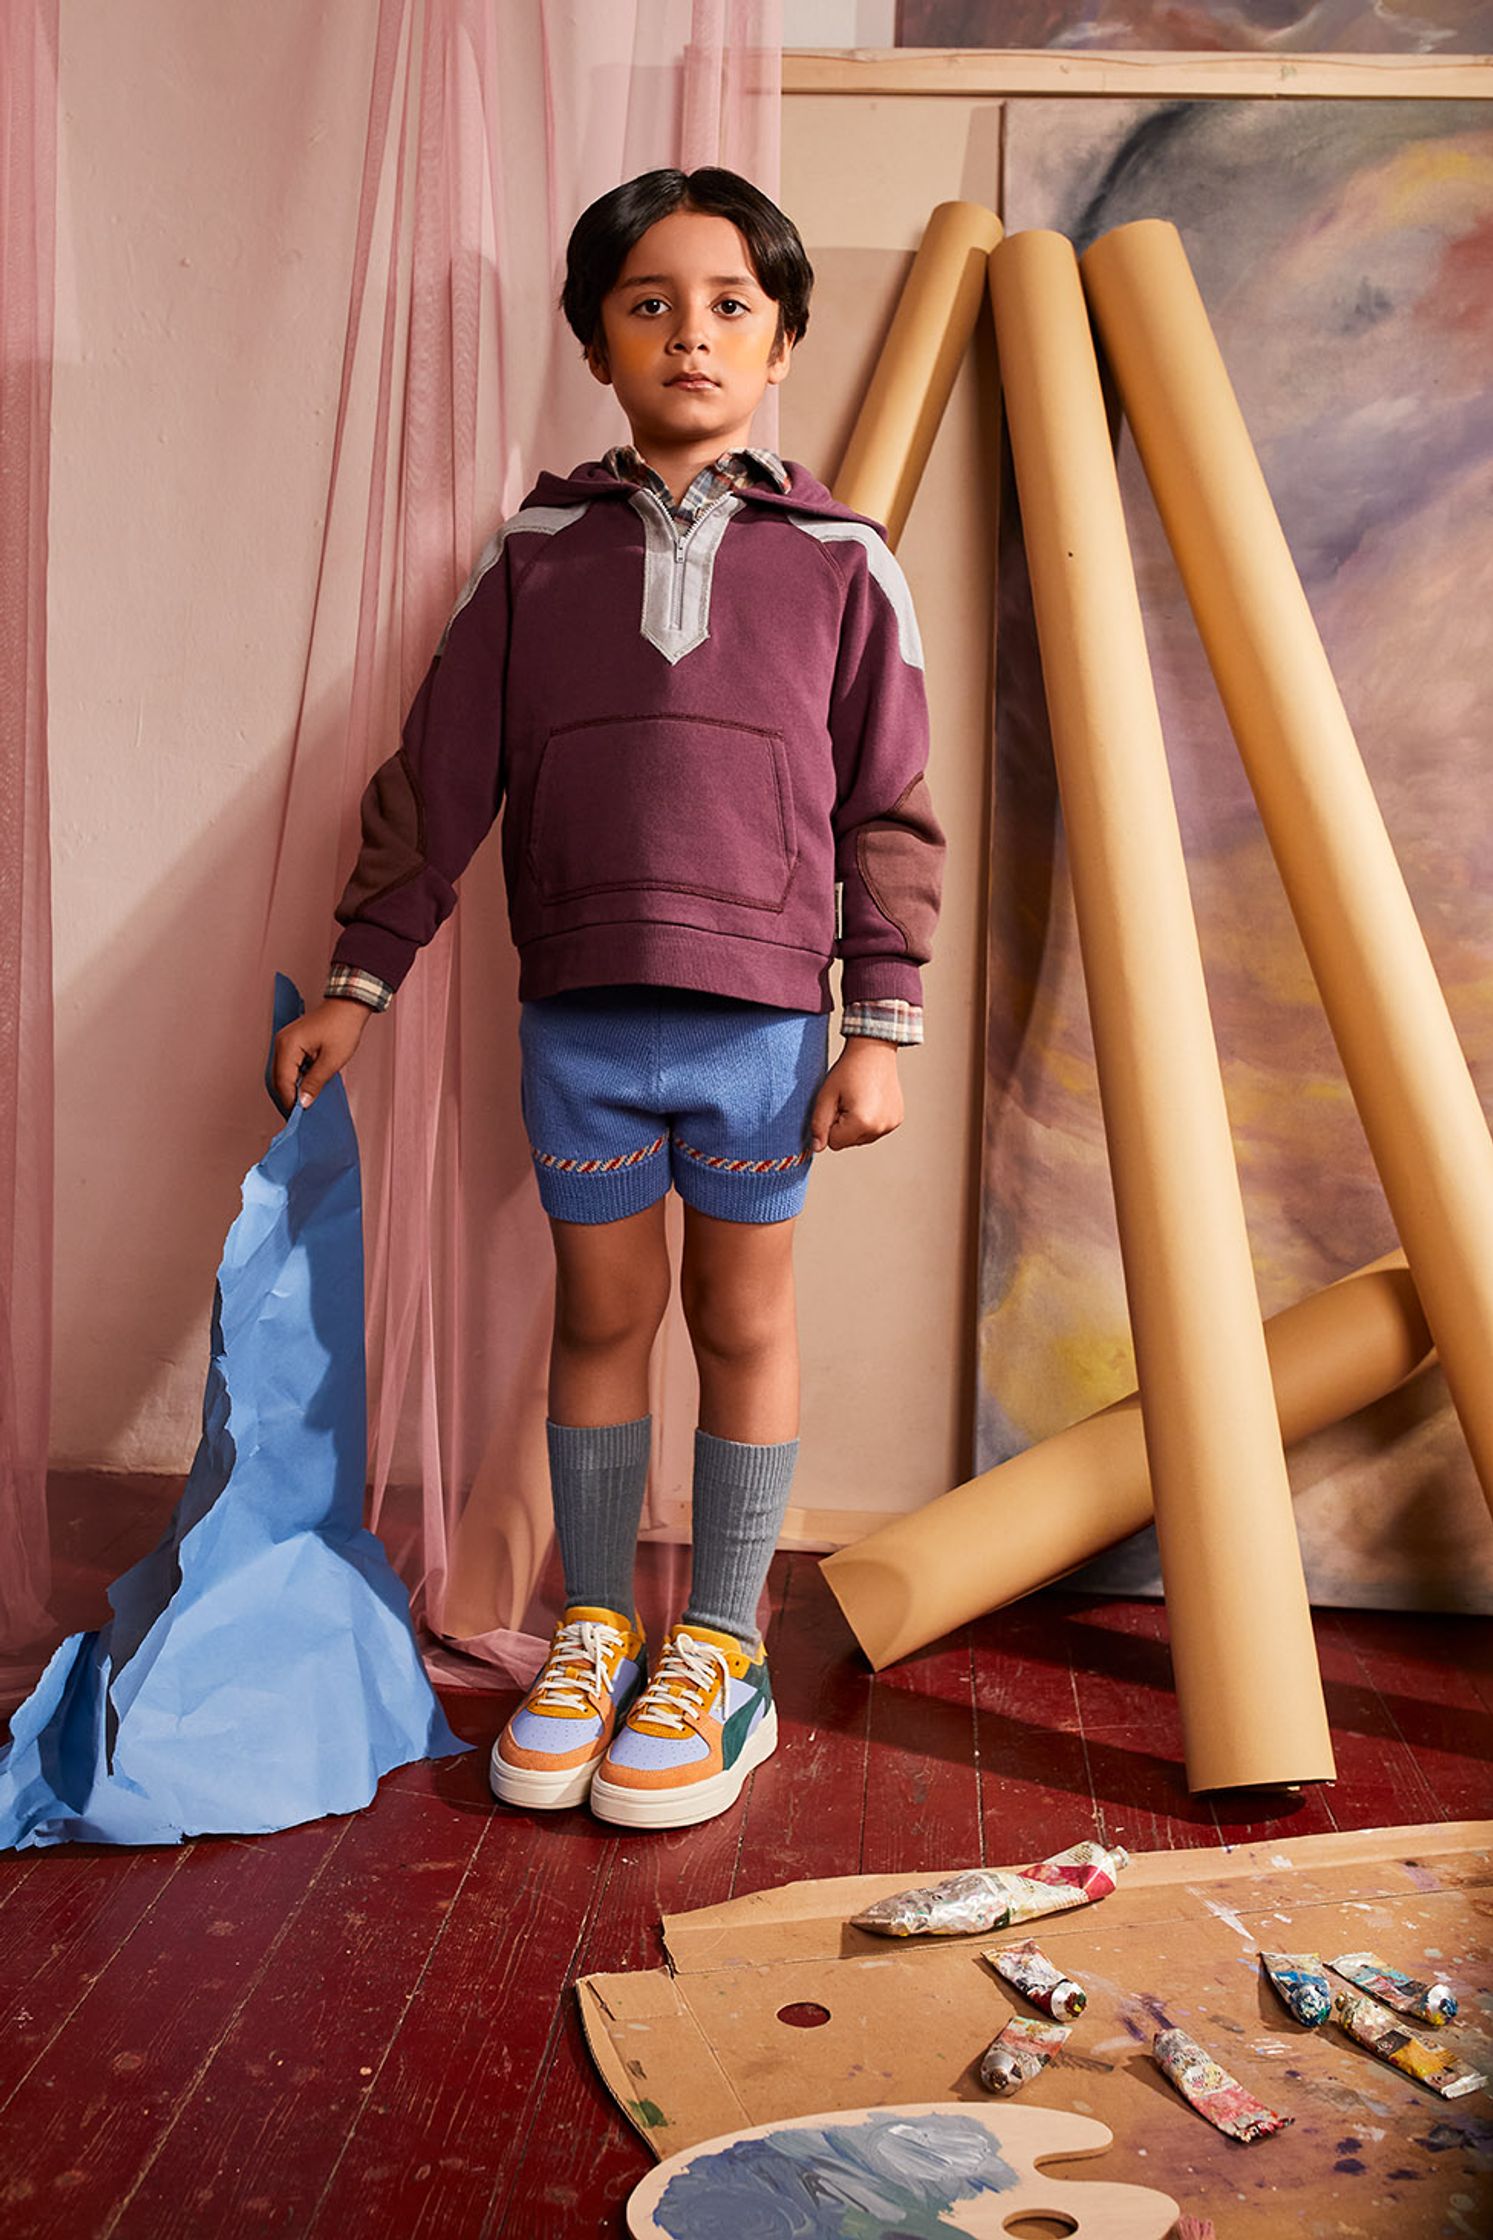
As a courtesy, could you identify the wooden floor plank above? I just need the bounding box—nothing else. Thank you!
[105,1792,485,2240]
[303,1774,622,2239]
[1065,1603,1220,1855]
[1328,1610,1493,1817]
[0,1818,346,2239]
[0,1850,186,2115]
[861,1626,983,1876]
[974,1595,1103,1864]
[1312,1610,1445,1831]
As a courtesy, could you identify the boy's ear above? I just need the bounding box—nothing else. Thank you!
[584,341,613,387]
[765,334,795,387]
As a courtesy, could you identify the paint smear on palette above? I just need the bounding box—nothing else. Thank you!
[649,2108,1016,2238]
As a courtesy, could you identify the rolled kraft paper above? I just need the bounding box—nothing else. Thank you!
[1080,219,1493,1521]
[832,199,1003,546]
[822,1250,1428,1673]
[983,229,1331,1792]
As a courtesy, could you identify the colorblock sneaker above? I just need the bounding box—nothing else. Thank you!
[588,1620,778,1830]
[489,1605,647,1810]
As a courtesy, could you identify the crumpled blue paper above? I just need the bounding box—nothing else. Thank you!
[0,974,469,1849]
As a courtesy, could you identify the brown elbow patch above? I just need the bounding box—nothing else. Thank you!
[855,772,945,953]
[335,750,428,918]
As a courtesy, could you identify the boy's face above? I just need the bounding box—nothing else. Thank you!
[587,209,792,459]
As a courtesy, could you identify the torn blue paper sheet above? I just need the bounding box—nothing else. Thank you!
[0,974,468,1849]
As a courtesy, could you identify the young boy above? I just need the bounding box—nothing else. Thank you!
[272,167,945,1832]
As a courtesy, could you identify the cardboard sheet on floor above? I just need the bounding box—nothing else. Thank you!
[0,976,467,1849]
[578,1823,1493,2235]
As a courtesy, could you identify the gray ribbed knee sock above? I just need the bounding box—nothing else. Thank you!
[546,1413,651,1618]
[682,1426,800,1655]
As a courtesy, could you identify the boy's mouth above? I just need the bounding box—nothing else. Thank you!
[668,373,717,388]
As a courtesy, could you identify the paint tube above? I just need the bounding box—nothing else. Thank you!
[984,1939,1088,2021]
[1013,1839,1129,1906]
[978,2014,1070,2095]
[1331,1950,1458,2026]
[1259,1950,1332,2028]
[1151,2027,1293,2142]
[1334,1991,1485,2099]
[851,1840,1128,1938]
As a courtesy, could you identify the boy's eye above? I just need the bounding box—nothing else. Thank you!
[629,296,752,316]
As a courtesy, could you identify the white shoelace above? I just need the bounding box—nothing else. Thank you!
[528,1619,624,1715]
[632,1630,732,1735]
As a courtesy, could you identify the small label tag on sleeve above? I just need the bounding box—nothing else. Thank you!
[834,879,844,940]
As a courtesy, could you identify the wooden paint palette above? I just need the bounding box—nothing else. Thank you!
[626,2099,1180,2237]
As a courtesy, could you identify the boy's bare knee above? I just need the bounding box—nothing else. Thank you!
[551,1206,672,1354]
[554,1281,668,1356]
[680,1269,793,1364]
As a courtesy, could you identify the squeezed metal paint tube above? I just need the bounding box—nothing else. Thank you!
[978,2014,1070,2095]
[1151,2027,1293,2142]
[984,1939,1088,2021]
[1334,1992,1485,2099]
[1331,1950,1458,2025]
[851,1840,1128,1938]
[1259,1949,1332,2028]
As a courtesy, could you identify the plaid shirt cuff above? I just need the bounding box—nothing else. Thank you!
[325,964,393,1013]
[840,998,923,1047]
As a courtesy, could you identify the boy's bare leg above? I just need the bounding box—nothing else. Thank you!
[545,1196,673,1422]
[679,1206,800,1441]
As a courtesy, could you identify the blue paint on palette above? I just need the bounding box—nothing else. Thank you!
[651,2108,1017,2238]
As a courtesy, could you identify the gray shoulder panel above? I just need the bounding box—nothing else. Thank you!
[784,514,924,670]
[436,503,589,654]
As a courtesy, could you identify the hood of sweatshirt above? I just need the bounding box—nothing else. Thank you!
[520,456,891,540]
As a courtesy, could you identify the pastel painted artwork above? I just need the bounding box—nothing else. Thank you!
[627,2102,1179,2239]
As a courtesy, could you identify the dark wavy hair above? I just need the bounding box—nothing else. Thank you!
[560,167,813,365]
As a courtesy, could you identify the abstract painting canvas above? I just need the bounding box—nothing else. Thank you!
[897,2,1493,53]
[977,97,1493,1605]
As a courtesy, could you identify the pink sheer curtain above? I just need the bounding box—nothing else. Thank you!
[258,1,783,1686]
[0,0,59,1705]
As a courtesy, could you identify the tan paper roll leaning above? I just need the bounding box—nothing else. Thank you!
[822,1253,1430,1673]
[832,199,1002,542]
[980,230,1332,1790]
[1080,220,1493,1523]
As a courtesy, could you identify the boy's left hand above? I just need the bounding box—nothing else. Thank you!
[808,1036,904,1153]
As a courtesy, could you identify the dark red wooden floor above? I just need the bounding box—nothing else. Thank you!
[1,1476,1489,2236]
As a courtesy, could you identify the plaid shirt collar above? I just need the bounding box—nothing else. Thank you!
[603,441,791,525]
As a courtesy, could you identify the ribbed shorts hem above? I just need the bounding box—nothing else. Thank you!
[532,1143,671,1224]
[533,1137,812,1224]
[670,1139,813,1224]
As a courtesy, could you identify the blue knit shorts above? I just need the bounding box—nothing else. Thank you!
[518,983,831,1225]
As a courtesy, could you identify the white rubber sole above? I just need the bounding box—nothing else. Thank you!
[589,1702,779,1830]
[488,1736,602,1811]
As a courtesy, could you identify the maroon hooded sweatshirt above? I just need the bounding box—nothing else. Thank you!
[329,454,946,1016]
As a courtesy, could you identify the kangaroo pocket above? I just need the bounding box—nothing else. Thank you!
[525,712,798,912]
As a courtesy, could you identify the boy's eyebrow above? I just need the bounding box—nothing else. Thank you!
[616,271,759,289]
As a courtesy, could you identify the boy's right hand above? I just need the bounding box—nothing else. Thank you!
[272,997,374,1116]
